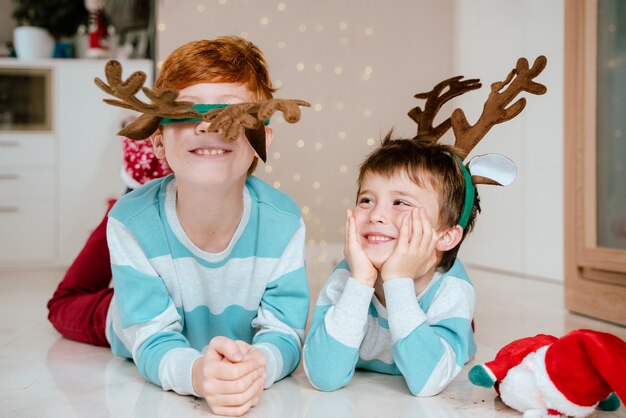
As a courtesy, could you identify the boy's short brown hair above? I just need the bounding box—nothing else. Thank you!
[357,133,481,272]
[155,36,276,175]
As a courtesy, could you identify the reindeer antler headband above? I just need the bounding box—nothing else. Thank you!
[94,60,310,162]
[408,55,547,228]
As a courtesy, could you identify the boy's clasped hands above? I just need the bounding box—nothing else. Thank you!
[344,207,440,288]
[192,337,267,416]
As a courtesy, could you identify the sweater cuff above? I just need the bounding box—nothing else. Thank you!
[253,342,282,389]
[159,347,202,396]
[335,277,375,318]
[324,277,374,347]
[383,278,427,342]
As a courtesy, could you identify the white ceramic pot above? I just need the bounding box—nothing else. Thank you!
[14,26,55,60]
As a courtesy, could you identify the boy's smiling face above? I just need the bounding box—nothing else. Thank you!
[353,170,442,270]
[153,82,268,187]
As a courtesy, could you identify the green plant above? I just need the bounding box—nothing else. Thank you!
[12,0,88,38]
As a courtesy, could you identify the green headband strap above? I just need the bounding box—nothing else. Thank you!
[456,156,475,230]
[160,103,270,125]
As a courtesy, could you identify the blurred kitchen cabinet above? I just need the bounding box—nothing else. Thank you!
[0,58,152,269]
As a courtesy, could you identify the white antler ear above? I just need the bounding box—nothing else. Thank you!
[468,153,517,186]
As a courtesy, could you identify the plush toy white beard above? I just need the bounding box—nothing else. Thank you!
[499,360,546,417]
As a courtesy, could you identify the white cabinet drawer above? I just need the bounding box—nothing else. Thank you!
[0,200,55,263]
[0,135,56,169]
[0,169,55,200]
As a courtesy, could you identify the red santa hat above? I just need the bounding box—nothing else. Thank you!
[538,329,626,415]
[469,333,558,392]
[119,135,171,190]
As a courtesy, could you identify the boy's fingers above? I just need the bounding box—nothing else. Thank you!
[233,339,255,356]
[345,209,358,249]
[344,210,350,248]
[209,399,255,418]
[409,209,423,249]
[348,213,361,247]
[218,368,263,394]
[215,377,265,407]
[207,336,244,362]
[418,209,434,252]
[408,208,420,249]
[212,358,262,381]
[397,214,410,251]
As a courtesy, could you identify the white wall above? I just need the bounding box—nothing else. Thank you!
[453,0,564,281]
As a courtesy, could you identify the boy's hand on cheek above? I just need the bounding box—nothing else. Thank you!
[192,336,265,417]
[344,209,378,287]
[381,208,439,281]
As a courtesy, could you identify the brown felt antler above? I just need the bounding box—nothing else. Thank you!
[408,76,482,142]
[407,55,547,187]
[95,60,310,161]
[94,60,200,139]
[451,56,547,159]
[200,99,311,161]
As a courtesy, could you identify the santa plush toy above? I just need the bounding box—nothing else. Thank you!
[85,0,109,58]
[469,329,626,417]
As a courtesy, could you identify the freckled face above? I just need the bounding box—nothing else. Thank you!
[353,171,441,269]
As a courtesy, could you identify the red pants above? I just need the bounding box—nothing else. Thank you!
[47,205,115,347]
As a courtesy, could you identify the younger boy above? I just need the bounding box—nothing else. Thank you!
[303,135,479,396]
[303,54,546,397]
[47,37,310,417]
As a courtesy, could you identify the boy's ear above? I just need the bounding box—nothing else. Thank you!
[436,225,464,252]
[151,132,166,160]
[264,125,274,151]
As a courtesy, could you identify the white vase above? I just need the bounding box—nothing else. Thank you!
[13,26,55,60]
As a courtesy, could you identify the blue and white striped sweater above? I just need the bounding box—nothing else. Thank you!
[105,175,309,396]
[303,258,475,396]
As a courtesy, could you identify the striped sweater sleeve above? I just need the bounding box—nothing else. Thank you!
[107,216,200,396]
[303,262,375,391]
[252,220,310,388]
[383,277,475,396]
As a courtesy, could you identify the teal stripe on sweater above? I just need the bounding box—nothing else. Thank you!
[304,325,359,391]
[109,177,170,259]
[356,358,400,375]
[137,331,190,385]
[112,264,171,328]
[108,322,132,358]
[180,305,257,350]
[392,323,446,394]
[260,266,309,330]
[432,317,476,365]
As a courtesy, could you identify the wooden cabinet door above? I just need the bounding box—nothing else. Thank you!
[564,0,626,326]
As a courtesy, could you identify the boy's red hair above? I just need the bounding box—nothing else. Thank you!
[155,37,276,101]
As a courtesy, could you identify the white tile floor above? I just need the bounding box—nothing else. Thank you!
[0,265,625,418]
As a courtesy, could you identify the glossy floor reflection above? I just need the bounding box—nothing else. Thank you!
[1,266,625,417]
